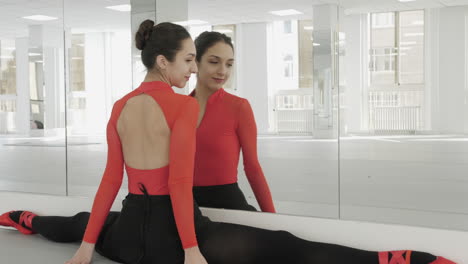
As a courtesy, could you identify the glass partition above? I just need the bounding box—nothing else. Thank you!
[64,0,132,197]
[340,7,468,231]
[0,0,66,195]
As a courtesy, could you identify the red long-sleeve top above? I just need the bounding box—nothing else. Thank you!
[191,88,275,213]
[82,81,199,249]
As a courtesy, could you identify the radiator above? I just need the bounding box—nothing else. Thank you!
[370,106,421,134]
[276,109,314,134]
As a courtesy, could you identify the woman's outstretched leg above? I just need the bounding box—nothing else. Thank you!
[32,212,92,242]
[197,221,453,264]
[0,210,119,243]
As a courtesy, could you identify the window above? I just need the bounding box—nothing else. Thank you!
[369,10,424,86]
[371,12,395,28]
[399,10,424,84]
[370,12,396,85]
[368,10,425,133]
[70,34,85,92]
[0,40,17,95]
[298,20,313,89]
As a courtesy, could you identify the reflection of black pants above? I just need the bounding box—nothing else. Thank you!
[193,183,257,211]
[31,193,437,264]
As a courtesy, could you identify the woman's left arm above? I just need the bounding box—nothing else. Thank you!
[237,99,276,213]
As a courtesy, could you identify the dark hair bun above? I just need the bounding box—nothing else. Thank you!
[135,21,190,69]
[135,19,155,50]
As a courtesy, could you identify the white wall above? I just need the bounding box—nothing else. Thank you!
[0,191,467,263]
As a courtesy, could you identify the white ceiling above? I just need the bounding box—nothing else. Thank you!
[188,0,468,24]
[0,0,131,39]
[1,0,468,40]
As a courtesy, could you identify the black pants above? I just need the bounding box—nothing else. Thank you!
[193,183,257,211]
[32,194,437,264]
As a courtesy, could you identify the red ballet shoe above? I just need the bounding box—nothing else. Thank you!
[379,250,412,264]
[0,211,36,235]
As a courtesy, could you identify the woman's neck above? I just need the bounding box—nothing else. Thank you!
[194,83,218,103]
[143,70,169,85]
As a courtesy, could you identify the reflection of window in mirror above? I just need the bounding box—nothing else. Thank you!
[29,60,45,130]
[399,10,424,84]
[66,28,131,137]
[270,19,313,134]
[0,40,17,95]
[370,12,396,85]
[69,34,86,130]
[0,40,17,133]
[270,20,299,92]
[368,10,425,134]
[299,20,313,89]
[71,34,85,92]
[212,24,236,91]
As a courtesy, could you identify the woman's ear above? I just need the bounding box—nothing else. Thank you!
[156,54,168,70]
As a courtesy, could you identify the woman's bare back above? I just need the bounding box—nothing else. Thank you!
[117,94,170,170]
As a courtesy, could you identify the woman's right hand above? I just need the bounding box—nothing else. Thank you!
[65,241,95,264]
[184,246,208,264]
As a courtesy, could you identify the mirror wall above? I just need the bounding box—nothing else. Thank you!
[64,0,132,198]
[0,0,66,195]
[340,4,468,230]
[186,0,339,218]
[0,0,467,232]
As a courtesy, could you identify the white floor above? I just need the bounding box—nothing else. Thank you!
[1,201,468,264]
[0,228,117,264]
[0,134,467,232]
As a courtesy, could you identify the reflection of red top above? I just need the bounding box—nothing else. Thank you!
[191,88,275,213]
[83,81,199,249]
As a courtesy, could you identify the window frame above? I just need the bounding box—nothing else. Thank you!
[369,10,425,88]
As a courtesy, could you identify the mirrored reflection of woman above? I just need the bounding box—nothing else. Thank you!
[191,31,274,213]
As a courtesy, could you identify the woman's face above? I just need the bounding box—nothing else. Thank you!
[164,38,198,88]
[197,42,234,91]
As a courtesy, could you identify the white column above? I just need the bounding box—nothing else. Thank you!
[313,4,339,138]
[84,33,107,135]
[236,23,270,134]
[43,24,65,136]
[438,7,466,134]
[15,37,30,135]
[424,8,438,132]
[465,14,468,134]
[342,14,364,134]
